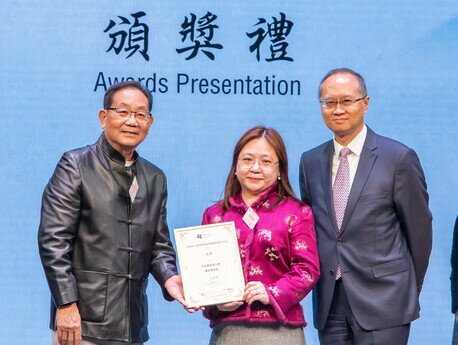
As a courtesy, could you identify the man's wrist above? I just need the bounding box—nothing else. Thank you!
[58,302,76,309]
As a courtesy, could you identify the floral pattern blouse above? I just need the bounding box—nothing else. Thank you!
[201,183,320,328]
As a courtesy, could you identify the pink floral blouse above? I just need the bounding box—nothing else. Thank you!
[201,183,320,328]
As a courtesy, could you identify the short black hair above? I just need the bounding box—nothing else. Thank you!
[103,81,153,112]
[318,67,367,99]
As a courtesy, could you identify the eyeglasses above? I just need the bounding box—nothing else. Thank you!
[106,107,152,124]
[319,96,366,110]
[238,157,278,170]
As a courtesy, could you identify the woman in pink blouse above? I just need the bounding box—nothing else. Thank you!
[202,126,320,345]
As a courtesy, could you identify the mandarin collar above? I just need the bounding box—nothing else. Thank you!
[97,133,139,166]
[229,182,279,212]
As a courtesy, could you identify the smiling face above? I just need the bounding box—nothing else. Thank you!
[98,87,153,160]
[236,138,280,205]
[320,72,369,146]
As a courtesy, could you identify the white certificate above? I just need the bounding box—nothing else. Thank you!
[174,221,245,307]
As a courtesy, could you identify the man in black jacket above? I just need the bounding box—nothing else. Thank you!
[38,81,186,344]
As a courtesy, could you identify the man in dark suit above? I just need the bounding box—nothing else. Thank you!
[299,68,432,345]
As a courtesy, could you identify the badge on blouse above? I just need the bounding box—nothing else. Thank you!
[129,176,139,203]
[242,207,259,229]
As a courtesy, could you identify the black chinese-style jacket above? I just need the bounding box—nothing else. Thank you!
[38,134,178,343]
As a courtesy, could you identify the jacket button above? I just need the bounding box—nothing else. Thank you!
[329,269,334,276]
[337,239,342,245]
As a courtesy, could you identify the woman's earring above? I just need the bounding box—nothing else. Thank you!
[277,176,281,180]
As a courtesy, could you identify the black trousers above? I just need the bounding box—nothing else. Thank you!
[319,279,410,345]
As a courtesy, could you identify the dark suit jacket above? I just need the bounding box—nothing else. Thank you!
[299,127,432,331]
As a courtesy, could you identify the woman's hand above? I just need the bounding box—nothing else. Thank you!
[243,281,269,305]
[216,301,244,312]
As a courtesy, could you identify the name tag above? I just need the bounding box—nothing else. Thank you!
[242,207,259,229]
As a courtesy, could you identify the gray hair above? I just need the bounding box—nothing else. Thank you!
[104,81,153,112]
[318,67,367,99]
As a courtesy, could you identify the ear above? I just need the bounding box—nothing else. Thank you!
[98,109,107,129]
[363,96,370,113]
[149,114,154,127]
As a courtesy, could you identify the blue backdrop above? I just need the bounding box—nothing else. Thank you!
[0,1,457,344]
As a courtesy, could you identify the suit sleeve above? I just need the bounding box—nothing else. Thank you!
[299,153,312,205]
[393,148,432,291]
[265,207,320,322]
[149,174,179,301]
[38,152,81,307]
[451,216,458,313]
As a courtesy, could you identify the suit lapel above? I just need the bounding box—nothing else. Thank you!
[320,141,339,234]
[339,128,378,234]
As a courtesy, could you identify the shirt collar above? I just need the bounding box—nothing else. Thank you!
[333,124,367,157]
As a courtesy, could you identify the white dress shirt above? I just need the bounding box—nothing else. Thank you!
[332,125,367,188]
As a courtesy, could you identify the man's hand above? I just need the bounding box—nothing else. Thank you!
[56,302,81,345]
[164,275,203,313]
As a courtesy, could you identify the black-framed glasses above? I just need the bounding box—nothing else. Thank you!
[319,96,367,110]
[106,107,152,124]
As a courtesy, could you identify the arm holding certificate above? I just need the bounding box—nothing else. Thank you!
[200,126,321,345]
